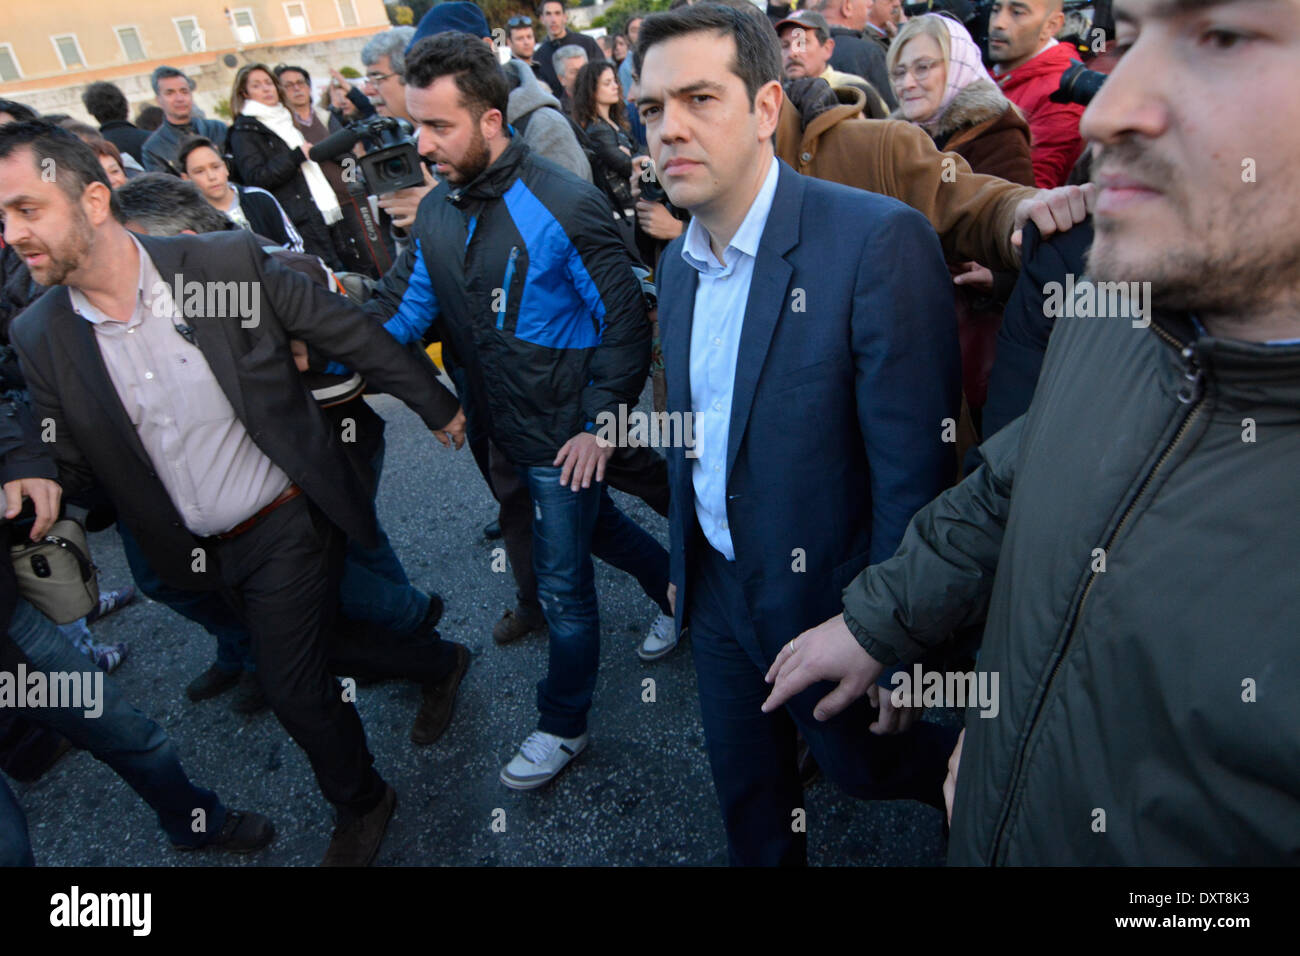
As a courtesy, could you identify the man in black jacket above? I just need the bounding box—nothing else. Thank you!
[81,81,151,168]
[0,120,464,866]
[536,0,607,99]
[358,35,661,791]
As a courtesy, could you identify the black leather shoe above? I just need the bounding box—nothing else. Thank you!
[186,664,242,702]
[175,809,275,854]
[421,592,445,632]
[322,785,396,867]
[411,643,470,745]
[230,672,270,715]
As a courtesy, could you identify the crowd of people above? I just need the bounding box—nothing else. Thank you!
[0,0,1295,868]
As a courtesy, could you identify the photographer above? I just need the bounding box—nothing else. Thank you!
[360,28,437,241]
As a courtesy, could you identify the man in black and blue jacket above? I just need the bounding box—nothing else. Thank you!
[348,33,666,790]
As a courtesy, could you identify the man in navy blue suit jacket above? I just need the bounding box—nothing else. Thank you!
[638,3,962,865]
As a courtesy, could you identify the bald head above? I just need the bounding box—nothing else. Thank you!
[988,0,1067,70]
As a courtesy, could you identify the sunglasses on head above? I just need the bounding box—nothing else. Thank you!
[507,16,533,27]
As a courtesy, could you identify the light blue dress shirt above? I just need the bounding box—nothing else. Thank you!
[681,157,781,561]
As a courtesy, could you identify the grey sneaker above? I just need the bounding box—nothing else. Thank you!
[637,613,679,661]
[500,730,588,790]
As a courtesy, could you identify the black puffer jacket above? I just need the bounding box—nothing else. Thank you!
[361,137,649,467]
[227,114,338,267]
[842,307,1300,864]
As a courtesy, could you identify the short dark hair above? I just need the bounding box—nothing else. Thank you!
[134,105,164,131]
[406,33,510,120]
[637,2,782,106]
[274,64,312,88]
[151,65,190,96]
[81,82,130,124]
[54,117,99,140]
[177,136,223,174]
[0,100,38,123]
[538,0,566,15]
[571,61,627,131]
[0,120,119,218]
[114,173,236,235]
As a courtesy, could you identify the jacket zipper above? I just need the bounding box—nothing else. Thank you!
[987,324,1206,863]
[497,246,519,330]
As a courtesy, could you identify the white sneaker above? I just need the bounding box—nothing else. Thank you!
[500,730,588,790]
[637,613,679,661]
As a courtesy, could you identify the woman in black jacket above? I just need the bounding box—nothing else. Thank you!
[225,63,342,267]
[571,61,638,214]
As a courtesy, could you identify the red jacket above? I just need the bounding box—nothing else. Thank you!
[994,42,1086,188]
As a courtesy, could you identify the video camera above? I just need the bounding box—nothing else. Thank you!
[308,115,425,196]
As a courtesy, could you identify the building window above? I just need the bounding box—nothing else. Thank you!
[174,16,206,53]
[284,2,310,36]
[52,34,85,69]
[231,8,258,44]
[336,0,358,28]
[116,26,146,62]
[0,44,21,82]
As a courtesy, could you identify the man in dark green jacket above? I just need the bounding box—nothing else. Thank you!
[762,0,1300,865]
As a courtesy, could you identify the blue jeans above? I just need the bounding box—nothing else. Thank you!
[525,466,666,738]
[338,439,429,635]
[0,599,226,864]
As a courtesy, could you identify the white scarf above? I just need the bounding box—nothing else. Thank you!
[240,98,342,224]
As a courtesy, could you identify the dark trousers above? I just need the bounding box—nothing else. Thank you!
[490,439,671,614]
[689,541,957,866]
[118,521,255,673]
[209,495,385,822]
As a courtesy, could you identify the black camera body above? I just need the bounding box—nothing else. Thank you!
[310,115,424,196]
[354,116,425,195]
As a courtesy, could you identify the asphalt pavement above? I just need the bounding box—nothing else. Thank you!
[14,391,949,867]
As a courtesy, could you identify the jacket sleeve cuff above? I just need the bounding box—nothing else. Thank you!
[0,456,60,486]
[842,607,902,667]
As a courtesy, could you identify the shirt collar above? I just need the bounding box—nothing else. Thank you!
[1192,312,1300,348]
[680,156,780,277]
[68,233,155,326]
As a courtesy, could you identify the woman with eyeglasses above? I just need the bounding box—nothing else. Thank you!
[226,63,344,269]
[887,15,1033,185]
[887,14,1033,435]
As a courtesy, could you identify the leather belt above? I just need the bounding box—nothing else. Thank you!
[214,484,303,540]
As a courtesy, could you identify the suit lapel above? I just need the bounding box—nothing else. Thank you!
[725,162,802,479]
[661,247,698,420]
[48,293,153,469]
[138,233,250,423]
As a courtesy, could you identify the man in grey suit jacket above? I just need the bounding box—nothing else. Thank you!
[0,120,464,866]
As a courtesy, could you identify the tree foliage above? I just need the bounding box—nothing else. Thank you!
[590,0,671,36]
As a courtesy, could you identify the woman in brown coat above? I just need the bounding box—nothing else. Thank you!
[888,13,1034,430]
